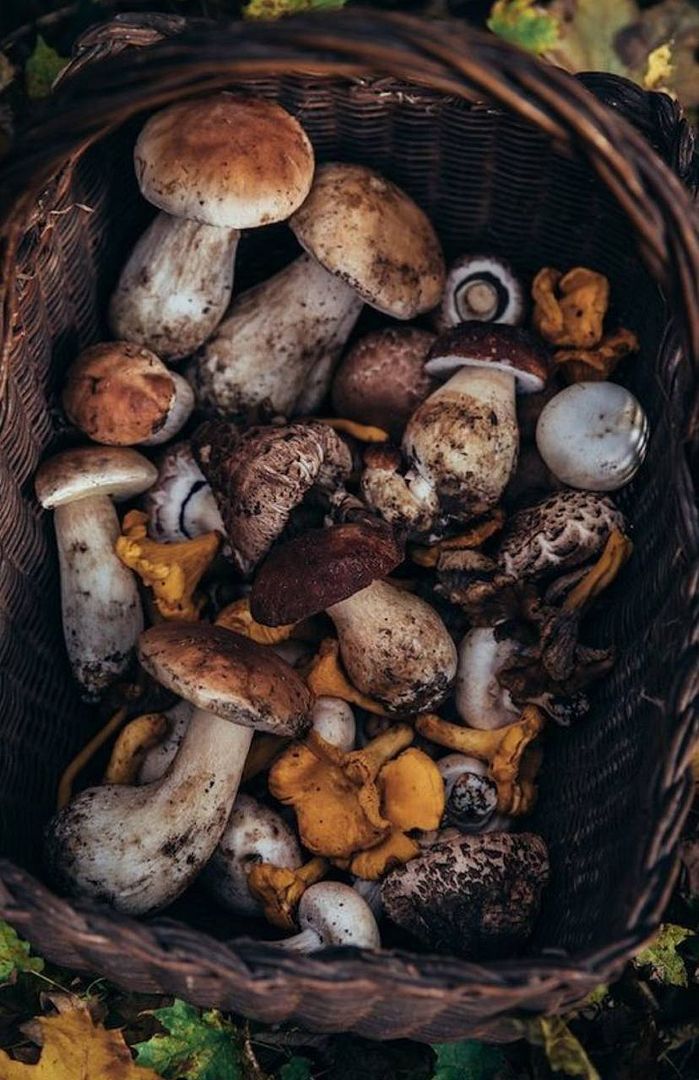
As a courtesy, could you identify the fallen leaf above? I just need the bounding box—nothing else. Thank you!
[134,999,242,1080]
[487,0,560,54]
[279,1057,313,1080]
[430,1039,512,1079]
[0,1008,161,1079]
[25,36,68,100]
[633,923,695,987]
[0,922,44,986]
[527,1016,600,1079]
[244,0,345,19]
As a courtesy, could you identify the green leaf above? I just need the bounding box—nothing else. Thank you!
[244,0,345,20]
[487,0,560,55]
[430,1039,511,1079]
[134,999,243,1080]
[633,923,695,988]
[25,35,68,100]
[526,1017,600,1080]
[0,921,44,985]
[279,1057,313,1080]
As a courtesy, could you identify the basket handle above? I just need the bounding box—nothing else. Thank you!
[1,10,698,423]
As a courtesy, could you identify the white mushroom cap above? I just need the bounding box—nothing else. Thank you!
[35,447,158,508]
[435,254,524,331]
[135,93,315,228]
[455,627,520,730]
[310,697,356,751]
[536,381,649,492]
[282,882,381,951]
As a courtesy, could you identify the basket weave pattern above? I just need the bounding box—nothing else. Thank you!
[0,11,697,1041]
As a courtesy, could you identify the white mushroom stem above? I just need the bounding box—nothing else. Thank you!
[275,882,380,951]
[140,372,195,447]
[310,697,356,750]
[455,627,520,730]
[138,700,193,784]
[109,213,239,360]
[193,253,363,417]
[46,710,253,914]
[54,496,143,699]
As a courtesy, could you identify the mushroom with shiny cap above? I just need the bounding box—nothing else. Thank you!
[35,446,157,699]
[144,441,224,543]
[536,381,649,492]
[381,831,548,956]
[276,882,381,952]
[110,93,314,358]
[251,522,457,715]
[45,624,311,914]
[192,162,445,417]
[435,254,524,331]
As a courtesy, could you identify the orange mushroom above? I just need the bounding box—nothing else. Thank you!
[247,856,329,930]
[304,638,389,716]
[532,266,609,349]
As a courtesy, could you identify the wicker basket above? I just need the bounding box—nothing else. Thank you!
[0,9,697,1044]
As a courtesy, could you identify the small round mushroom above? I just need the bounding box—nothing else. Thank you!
[193,163,445,417]
[435,254,524,331]
[381,831,549,956]
[201,794,302,916]
[536,381,649,491]
[144,441,224,543]
[251,522,457,715]
[456,627,521,730]
[310,696,356,751]
[276,882,381,952]
[62,342,194,447]
[331,327,436,438]
[35,447,157,698]
[45,624,311,914]
[437,754,502,832]
[110,94,314,358]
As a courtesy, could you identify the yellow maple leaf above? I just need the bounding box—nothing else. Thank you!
[0,1008,162,1079]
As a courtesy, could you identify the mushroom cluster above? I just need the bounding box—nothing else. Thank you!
[37,93,649,961]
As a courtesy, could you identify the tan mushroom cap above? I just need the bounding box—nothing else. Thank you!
[35,446,158,508]
[290,163,445,319]
[138,623,312,736]
[135,93,315,228]
[63,342,177,446]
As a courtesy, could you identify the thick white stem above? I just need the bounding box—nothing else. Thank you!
[275,927,321,952]
[194,253,363,416]
[141,372,195,446]
[109,213,239,360]
[54,495,143,698]
[46,710,252,914]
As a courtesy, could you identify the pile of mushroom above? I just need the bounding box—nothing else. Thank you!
[37,91,651,960]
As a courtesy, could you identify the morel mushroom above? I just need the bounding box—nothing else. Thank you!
[435,254,524,331]
[110,94,314,358]
[381,831,549,956]
[194,420,353,577]
[251,522,457,715]
[276,882,381,951]
[144,442,224,543]
[45,624,311,914]
[536,381,649,491]
[193,163,445,417]
[35,447,157,699]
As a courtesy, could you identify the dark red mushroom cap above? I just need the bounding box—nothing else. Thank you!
[425,323,550,395]
[250,521,403,626]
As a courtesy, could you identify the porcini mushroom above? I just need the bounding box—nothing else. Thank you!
[138,700,193,783]
[381,831,548,956]
[144,442,224,543]
[535,381,649,491]
[194,420,353,577]
[45,624,311,913]
[110,94,314,358]
[35,446,157,698]
[435,254,524,331]
[276,882,381,951]
[331,327,436,438]
[251,522,457,715]
[192,163,445,417]
[456,627,521,730]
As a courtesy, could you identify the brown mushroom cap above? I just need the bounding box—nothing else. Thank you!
[332,327,437,437]
[135,93,315,228]
[290,163,445,319]
[138,623,312,736]
[251,522,403,626]
[62,342,176,446]
[425,323,550,394]
[381,831,549,956]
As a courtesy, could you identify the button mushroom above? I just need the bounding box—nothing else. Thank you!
[144,441,224,543]
[35,447,157,699]
[192,163,445,417]
[437,754,503,833]
[251,522,457,715]
[535,381,649,491]
[194,420,353,577]
[435,254,524,331]
[455,627,521,730]
[109,94,314,359]
[381,831,549,956]
[275,882,381,952]
[362,324,549,535]
[45,624,311,913]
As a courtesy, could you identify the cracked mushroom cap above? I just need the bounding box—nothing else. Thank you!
[497,490,626,581]
[251,521,403,626]
[425,323,550,394]
[290,163,445,319]
[135,93,315,228]
[138,623,312,736]
[381,831,549,956]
